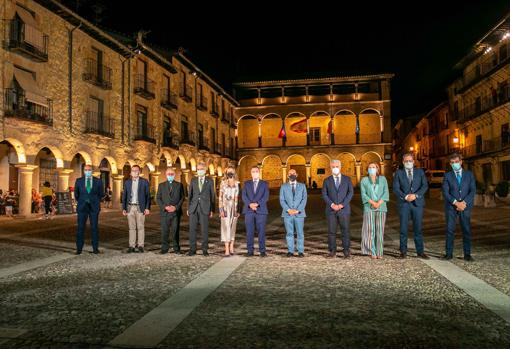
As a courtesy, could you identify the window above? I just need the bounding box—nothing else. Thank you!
[502,123,510,146]
[181,115,188,137]
[136,105,148,135]
[210,128,216,148]
[92,47,103,80]
[502,160,510,180]
[198,123,204,146]
[163,75,170,93]
[163,116,171,145]
[476,135,483,154]
[500,44,508,62]
[222,134,226,153]
[310,127,321,145]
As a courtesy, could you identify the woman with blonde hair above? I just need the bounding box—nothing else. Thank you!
[219,166,242,256]
[360,162,389,259]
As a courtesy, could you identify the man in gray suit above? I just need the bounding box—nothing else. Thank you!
[187,162,215,256]
[156,167,185,254]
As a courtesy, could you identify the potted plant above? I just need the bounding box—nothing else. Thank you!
[495,180,510,203]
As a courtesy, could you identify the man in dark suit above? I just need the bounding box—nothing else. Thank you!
[74,164,104,254]
[242,165,269,257]
[322,159,353,258]
[122,164,151,253]
[393,153,429,259]
[442,153,476,261]
[157,167,185,254]
[187,162,215,256]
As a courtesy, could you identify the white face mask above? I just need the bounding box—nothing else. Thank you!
[197,169,206,177]
[252,172,260,180]
[403,162,414,170]
[332,167,340,175]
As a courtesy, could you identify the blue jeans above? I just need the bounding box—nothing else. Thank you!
[284,216,305,254]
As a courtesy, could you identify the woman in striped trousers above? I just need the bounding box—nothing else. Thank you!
[360,162,389,259]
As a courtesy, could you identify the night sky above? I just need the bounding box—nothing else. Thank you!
[63,0,510,123]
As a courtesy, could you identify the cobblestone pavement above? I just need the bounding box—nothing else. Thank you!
[0,190,509,348]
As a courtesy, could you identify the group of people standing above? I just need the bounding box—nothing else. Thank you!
[73,152,476,262]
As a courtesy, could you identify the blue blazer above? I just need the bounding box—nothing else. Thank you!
[242,180,269,215]
[122,177,151,211]
[393,168,428,207]
[74,176,103,213]
[442,169,476,212]
[279,182,307,218]
[321,175,353,216]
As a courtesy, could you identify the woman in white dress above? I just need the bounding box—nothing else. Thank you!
[219,166,241,256]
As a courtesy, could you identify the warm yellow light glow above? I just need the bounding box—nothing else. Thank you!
[409,146,414,151]
[453,137,459,144]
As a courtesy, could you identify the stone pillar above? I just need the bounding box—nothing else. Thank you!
[380,161,385,178]
[57,169,74,192]
[182,169,190,192]
[258,122,262,147]
[306,117,311,146]
[305,164,311,188]
[210,175,217,190]
[16,165,37,216]
[282,165,287,183]
[355,161,361,185]
[150,172,161,198]
[330,116,335,145]
[112,175,123,209]
[259,163,263,180]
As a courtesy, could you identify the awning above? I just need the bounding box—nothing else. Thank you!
[15,5,44,49]
[15,5,38,28]
[13,67,48,107]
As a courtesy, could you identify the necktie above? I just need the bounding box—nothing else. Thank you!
[199,178,203,192]
[292,183,296,197]
[86,177,92,194]
[456,171,462,185]
[254,181,258,193]
[407,169,413,183]
[334,176,339,190]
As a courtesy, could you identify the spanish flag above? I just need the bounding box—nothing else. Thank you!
[290,118,307,133]
[278,125,286,139]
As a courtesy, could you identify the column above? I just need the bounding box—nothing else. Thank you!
[57,169,74,192]
[210,175,217,190]
[258,121,262,147]
[112,175,123,209]
[380,161,385,178]
[355,161,361,185]
[282,165,287,184]
[258,163,263,180]
[150,172,161,198]
[355,115,360,144]
[380,115,384,143]
[306,117,310,146]
[182,169,190,191]
[330,116,335,145]
[305,163,311,188]
[15,165,37,217]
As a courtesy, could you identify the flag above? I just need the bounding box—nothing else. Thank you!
[327,119,332,134]
[355,118,360,134]
[278,125,286,139]
[290,118,307,133]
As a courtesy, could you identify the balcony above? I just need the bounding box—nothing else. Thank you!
[8,19,48,62]
[179,84,193,102]
[82,58,112,90]
[459,84,510,122]
[85,111,114,138]
[134,74,156,100]
[180,132,196,146]
[160,89,178,110]
[161,134,179,149]
[197,95,208,111]
[462,136,510,159]
[4,88,52,125]
[198,137,209,151]
[134,123,156,143]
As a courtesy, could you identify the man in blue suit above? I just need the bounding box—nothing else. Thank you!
[242,165,269,257]
[122,165,151,253]
[74,164,104,254]
[280,169,307,257]
[393,153,429,259]
[322,159,353,258]
[442,153,476,261]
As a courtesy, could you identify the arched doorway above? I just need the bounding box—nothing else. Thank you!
[99,158,115,194]
[237,115,259,148]
[0,139,24,192]
[34,147,60,192]
[69,153,88,188]
[286,154,307,186]
[333,110,356,145]
[261,113,282,147]
[238,155,259,185]
[310,153,331,188]
[261,155,282,189]
[337,152,357,185]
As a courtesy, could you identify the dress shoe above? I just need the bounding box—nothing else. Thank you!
[286,252,293,257]
[344,253,351,259]
[247,252,254,257]
[138,246,144,253]
[398,252,407,259]
[442,254,453,260]
[92,249,100,254]
[127,247,135,253]
[203,251,209,256]
[75,250,82,255]
[172,249,181,255]
[160,250,168,255]
[327,252,336,258]
[417,253,430,259]
[464,255,474,262]
[298,253,304,258]
[260,252,267,257]
[187,251,196,256]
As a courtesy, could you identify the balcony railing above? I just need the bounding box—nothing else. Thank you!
[459,84,510,122]
[161,134,179,149]
[82,58,112,90]
[134,74,156,99]
[180,132,196,146]
[179,84,192,102]
[8,19,48,62]
[85,111,114,138]
[459,45,510,92]
[462,136,510,158]
[160,89,178,110]
[197,95,208,111]
[134,123,156,143]
[4,88,52,125]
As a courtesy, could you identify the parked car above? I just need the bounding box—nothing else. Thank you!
[426,170,445,188]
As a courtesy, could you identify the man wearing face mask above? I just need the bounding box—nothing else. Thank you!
[242,166,269,257]
[442,153,476,261]
[122,165,151,253]
[393,153,429,259]
[74,164,104,254]
[187,162,215,256]
[322,159,354,258]
[279,169,307,257]
[157,167,185,254]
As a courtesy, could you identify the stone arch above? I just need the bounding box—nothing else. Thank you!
[262,154,283,189]
[237,114,259,148]
[238,155,259,184]
[309,111,331,146]
[337,152,357,185]
[333,110,357,145]
[286,154,307,186]
[189,157,197,172]
[35,145,64,168]
[261,113,283,147]
[360,151,383,177]
[284,112,307,146]
[3,138,26,163]
[359,109,381,144]
[310,153,332,189]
